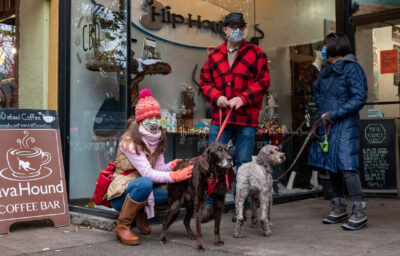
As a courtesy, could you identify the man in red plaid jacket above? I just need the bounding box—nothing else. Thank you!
[200,12,270,222]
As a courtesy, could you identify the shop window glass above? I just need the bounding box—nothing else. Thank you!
[129,0,335,197]
[69,0,128,202]
[68,0,337,205]
[356,20,400,118]
[0,10,16,108]
[352,0,400,16]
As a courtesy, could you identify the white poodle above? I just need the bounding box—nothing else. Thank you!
[234,145,286,238]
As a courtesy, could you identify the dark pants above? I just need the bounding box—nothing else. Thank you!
[330,170,364,202]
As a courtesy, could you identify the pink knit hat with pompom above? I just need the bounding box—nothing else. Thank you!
[135,89,161,122]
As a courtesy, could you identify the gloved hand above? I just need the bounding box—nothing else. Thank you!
[170,159,182,170]
[321,112,333,124]
[169,165,193,182]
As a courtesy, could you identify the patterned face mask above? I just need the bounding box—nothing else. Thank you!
[228,28,244,43]
[142,119,161,134]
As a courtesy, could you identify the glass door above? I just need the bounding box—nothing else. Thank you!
[355,19,400,118]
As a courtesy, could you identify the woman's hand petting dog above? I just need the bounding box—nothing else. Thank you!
[169,165,193,182]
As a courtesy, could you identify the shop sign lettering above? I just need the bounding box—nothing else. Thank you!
[364,123,386,144]
[0,109,69,234]
[139,0,224,35]
[82,22,101,52]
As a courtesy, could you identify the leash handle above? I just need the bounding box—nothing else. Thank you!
[215,108,233,143]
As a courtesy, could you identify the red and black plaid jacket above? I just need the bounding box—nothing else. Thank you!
[200,40,270,127]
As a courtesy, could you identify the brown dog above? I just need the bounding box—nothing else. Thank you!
[160,142,233,251]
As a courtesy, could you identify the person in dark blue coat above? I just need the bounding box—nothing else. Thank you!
[308,33,368,230]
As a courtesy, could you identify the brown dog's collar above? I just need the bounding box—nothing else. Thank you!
[204,174,229,196]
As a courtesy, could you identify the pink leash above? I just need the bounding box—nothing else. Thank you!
[216,108,233,190]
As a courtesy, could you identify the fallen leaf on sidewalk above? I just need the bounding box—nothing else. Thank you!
[62,230,70,233]
[42,248,50,251]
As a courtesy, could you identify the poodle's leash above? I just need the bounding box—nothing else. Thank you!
[273,118,321,183]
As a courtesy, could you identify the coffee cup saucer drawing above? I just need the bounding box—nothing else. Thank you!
[0,166,52,181]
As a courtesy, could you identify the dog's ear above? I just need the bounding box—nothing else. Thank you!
[256,148,269,168]
[198,147,210,171]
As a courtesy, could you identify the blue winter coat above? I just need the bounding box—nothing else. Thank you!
[308,54,368,173]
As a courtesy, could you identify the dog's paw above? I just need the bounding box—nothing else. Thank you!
[160,236,167,244]
[215,239,224,246]
[187,232,195,240]
[233,231,243,238]
[196,243,205,251]
[262,230,272,237]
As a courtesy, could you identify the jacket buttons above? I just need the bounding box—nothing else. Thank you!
[227,82,233,86]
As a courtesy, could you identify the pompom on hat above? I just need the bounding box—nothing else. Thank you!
[135,89,161,122]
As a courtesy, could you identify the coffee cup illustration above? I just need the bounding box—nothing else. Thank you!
[5,131,51,178]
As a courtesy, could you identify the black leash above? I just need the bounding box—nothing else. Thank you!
[274,118,321,183]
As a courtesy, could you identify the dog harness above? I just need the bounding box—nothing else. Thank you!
[206,175,230,196]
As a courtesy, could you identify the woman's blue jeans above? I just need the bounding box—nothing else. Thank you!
[110,177,168,212]
[205,124,256,206]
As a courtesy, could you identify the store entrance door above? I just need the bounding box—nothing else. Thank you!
[355,19,400,118]
[354,17,400,196]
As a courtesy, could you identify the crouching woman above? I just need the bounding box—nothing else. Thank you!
[106,89,193,245]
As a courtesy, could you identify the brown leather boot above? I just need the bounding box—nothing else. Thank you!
[115,196,146,245]
[135,208,151,235]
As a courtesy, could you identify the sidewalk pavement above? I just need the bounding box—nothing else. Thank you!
[1,197,400,256]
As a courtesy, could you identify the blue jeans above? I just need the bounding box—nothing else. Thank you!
[110,177,168,211]
[205,124,256,206]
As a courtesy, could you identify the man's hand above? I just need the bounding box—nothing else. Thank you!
[217,96,230,108]
[229,97,244,110]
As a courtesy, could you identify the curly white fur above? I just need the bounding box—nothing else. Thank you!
[234,145,285,238]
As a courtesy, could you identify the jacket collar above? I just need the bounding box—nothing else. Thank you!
[217,39,251,55]
[321,54,358,78]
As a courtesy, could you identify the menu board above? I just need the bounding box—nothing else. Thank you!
[359,119,399,193]
[0,109,70,234]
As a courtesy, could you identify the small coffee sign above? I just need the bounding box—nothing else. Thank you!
[0,109,69,234]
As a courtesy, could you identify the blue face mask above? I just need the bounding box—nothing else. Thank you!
[321,47,328,61]
[228,28,244,43]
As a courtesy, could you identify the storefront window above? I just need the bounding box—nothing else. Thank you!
[69,0,128,201]
[356,20,400,118]
[352,0,400,16]
[68,0,337,206]
[130,0,336,197]
[0,1,16,109]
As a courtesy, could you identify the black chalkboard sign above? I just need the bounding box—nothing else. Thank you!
[359,119,399,193]
[0,108,59,129]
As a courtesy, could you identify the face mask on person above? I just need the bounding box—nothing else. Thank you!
[142,118,161,134]
[228,28,244,43]
[321,47,328,61]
